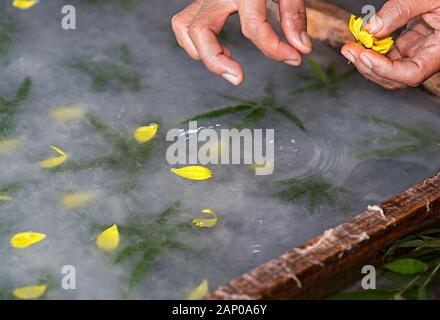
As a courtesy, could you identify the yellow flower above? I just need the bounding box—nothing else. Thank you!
[51,106,85,122]
[171,166,213,181]
[10,232,46,249]
[13,284,47,300]
[349,15,393,54]
[0,138,19,155]
[186,279,209,300]
[96,224,120,251]
[12,0,38,10]
[0,193,12,202]
[193,209,218,228]
[39,146,68,169]
[62,192,94,209]
[134,123,158,144]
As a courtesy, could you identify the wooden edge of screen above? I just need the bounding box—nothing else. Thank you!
[206,172,440,300]
[301,0,440,97]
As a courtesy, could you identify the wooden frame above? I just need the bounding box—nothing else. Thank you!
[207,172,440,299]
[207,1,440,299]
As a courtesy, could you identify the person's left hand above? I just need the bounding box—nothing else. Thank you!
[341,0,440,89]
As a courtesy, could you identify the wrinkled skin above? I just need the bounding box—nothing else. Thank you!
[341,0,440,89]
[171,0,312,85]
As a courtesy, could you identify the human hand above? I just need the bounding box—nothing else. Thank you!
[341,0,440,89]
[171,0,312,85]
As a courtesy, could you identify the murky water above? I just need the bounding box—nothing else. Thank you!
[0,0,439,299]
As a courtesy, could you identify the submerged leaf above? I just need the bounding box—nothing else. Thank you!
[193,209,218,228]
[171,166,213,181]
[12,285,46,300]
[134,123,158,144]
[10,232,46,249]
[39,146,68,169]
[96,224,120,251]
[187,279,209,300]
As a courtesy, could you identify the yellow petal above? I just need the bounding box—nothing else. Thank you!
[193,209,218,228]
[12,0,38,9]
[0,193,12,202]
[358,30,374,48]
[51,106,85,122]
[96,224,120,251]
[10,232,46,249]
[13,284,46,300]
[171,166,213,181]
[0,138,19,155]
[134,123,158,144]
[186,279,209,300]
[39,145,68,169]
[62,192,94,209]
[349,15,363,40]
[373,37,394,54]
[348,14,393,55]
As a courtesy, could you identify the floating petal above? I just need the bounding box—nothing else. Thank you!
[63,192,94,209]
[171,166,213,181]
[193,209,218,228]
[13,285,46,300]
[12,0,38,10]
[348,14,393,54]
[96,224,120,251]
[134,123,158,143]
[186,279,209,300]
[51,106,85,122]
[39,146,68,169]
[0,138,19,155]
[10,232,46,249]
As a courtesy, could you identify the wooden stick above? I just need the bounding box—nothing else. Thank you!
[270,0,440,96]
[207,172,440,299]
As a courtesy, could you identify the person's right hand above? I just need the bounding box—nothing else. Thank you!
[171,0,312,85]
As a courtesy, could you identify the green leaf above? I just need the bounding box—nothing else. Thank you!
[183,104,254,122]
[14,77,32,106]
[273,106,307,132]
[384,258,429,275]
[307,58,328,84]
[128,248,159,290]
[238,107,267,127]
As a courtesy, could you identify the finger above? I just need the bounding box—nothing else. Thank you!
[238,0,302,66]
[341,44,406,89]
[171,1,204,60]
[394,29,426,58]
[365,0,440,37]
[343,43,440,87]
[278,0,312,54]
[387,47,403,60]
[188,2,244,85]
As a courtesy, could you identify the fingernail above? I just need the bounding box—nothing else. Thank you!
[360,54,373,69]
[365,16,384,34]
[222,73,240,85]
[342,49,355,64]
[300,31,312,48]
[284,59,300,67]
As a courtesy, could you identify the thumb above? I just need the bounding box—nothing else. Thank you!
[365,0,440,37]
